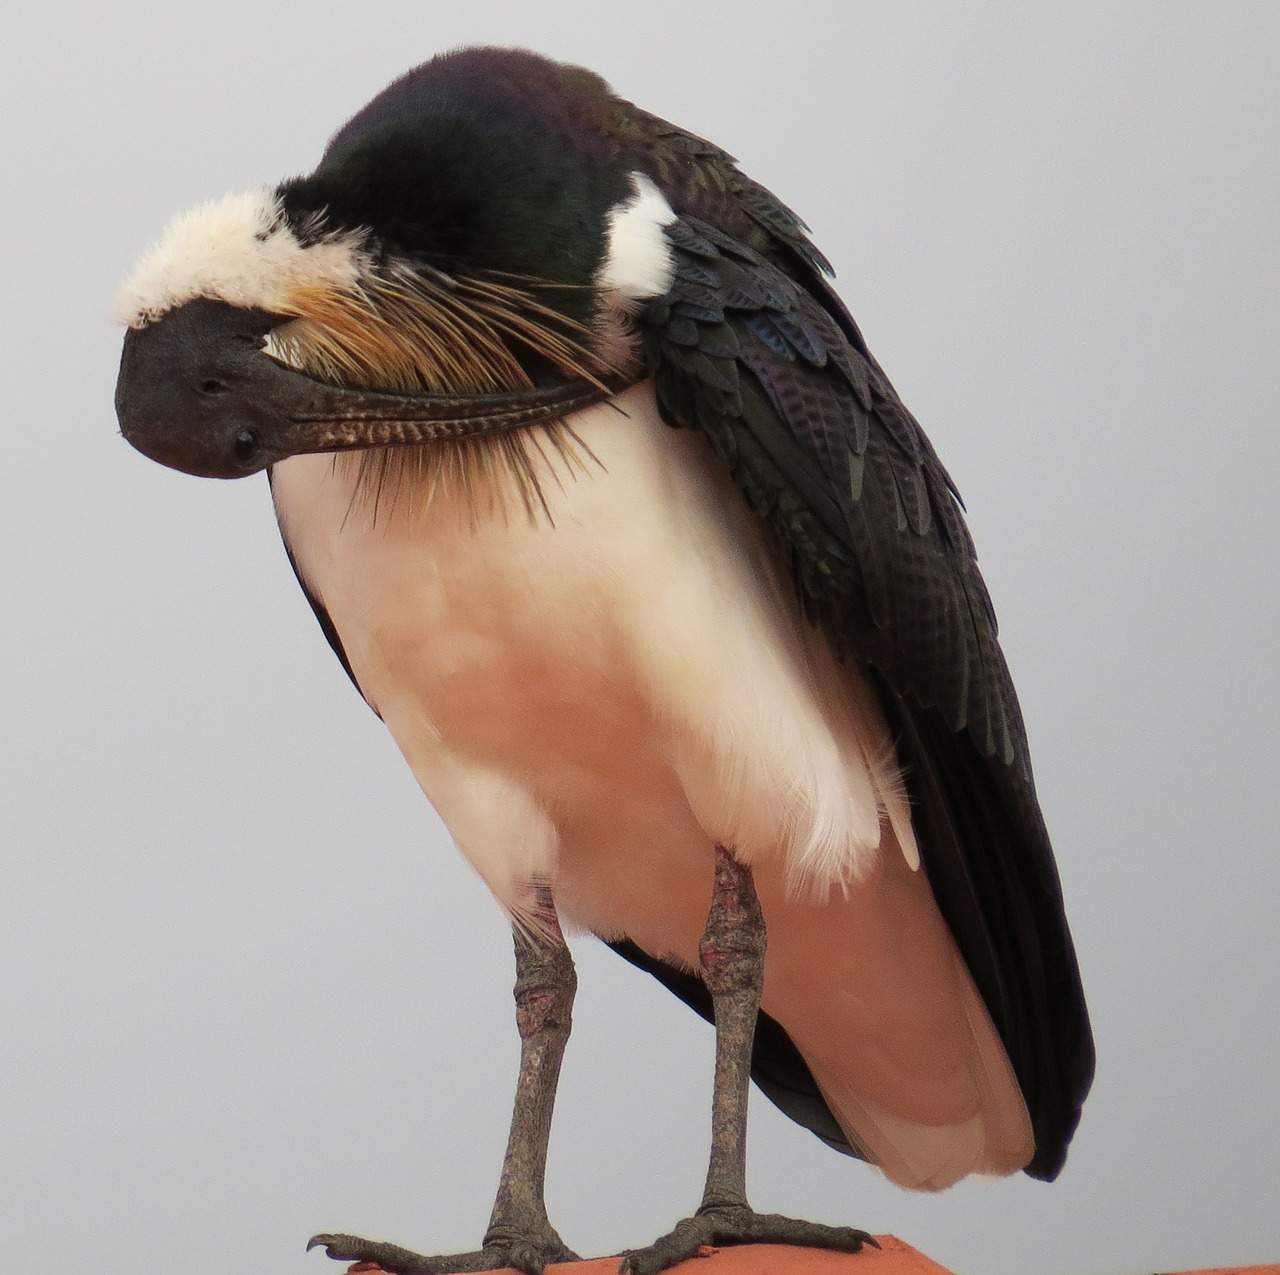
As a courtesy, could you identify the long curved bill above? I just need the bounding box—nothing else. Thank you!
[116,297,632,479]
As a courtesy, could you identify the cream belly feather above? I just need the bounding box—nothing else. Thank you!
[270,381,1033,1191]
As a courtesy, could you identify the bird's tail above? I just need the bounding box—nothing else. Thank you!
[753,849,1034,1190]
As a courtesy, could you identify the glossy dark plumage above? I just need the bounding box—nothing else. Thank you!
[523,57,1095,1177]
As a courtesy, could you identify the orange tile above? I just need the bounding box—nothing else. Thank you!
[345,1240,1280,1275]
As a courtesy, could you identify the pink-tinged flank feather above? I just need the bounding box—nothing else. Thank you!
[270,383,1033,1190]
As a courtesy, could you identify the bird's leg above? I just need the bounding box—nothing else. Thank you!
[620,847,876,1275]
[480,886,579,1266]
[309,882,579,1275]
[696,843,767,1214]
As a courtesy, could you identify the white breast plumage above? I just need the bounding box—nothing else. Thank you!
[269,382,1032,1191]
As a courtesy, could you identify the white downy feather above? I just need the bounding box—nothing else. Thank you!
[114,190,368,329]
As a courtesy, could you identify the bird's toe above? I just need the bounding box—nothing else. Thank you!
[620,1206,877,1275]
[307,1233,440,1272]
[306,1228,579,1275]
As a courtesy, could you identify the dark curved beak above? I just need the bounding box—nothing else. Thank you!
[115,297,626,479]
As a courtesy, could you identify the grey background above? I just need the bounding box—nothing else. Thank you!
[2,3,1276,1273]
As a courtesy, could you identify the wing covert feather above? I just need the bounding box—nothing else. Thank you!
[635,201,1093,1180]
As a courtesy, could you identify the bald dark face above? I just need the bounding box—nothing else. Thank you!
[116,300,283,478]
[115,297,627,480]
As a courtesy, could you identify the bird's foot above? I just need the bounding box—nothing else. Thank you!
[618,1204,877,1275]
[308,1228,579,1275]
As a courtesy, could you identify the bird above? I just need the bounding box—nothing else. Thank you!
[114,46,1094,1275]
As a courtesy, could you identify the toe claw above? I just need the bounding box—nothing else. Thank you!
[306,1234,368,1262]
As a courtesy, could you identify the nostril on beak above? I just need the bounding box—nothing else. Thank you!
[233,429,260,465]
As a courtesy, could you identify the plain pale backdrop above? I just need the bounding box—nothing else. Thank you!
[2,4,1277,1274]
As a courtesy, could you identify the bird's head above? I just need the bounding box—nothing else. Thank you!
[114,48,678,482]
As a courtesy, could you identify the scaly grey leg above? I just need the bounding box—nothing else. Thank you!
[310,883,579,1275]
[620,847,875,1274]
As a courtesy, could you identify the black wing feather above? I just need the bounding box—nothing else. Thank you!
[625,208,1093,1180]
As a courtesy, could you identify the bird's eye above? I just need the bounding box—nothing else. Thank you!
[233,429,260,465]
[198,378,229,396]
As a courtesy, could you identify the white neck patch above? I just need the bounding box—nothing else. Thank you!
[597,172,677,301]
[114,190,369,328]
